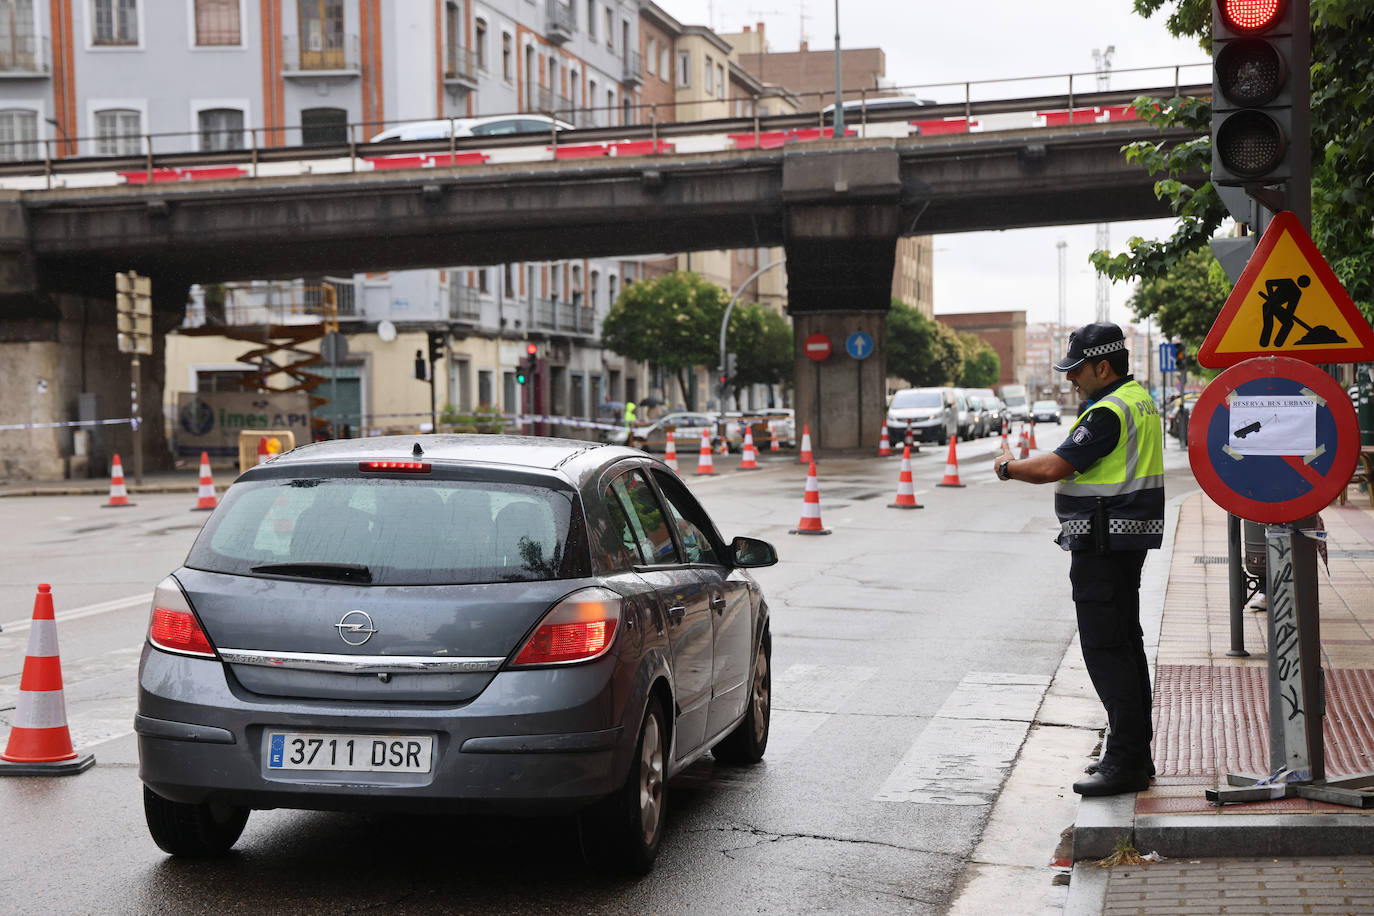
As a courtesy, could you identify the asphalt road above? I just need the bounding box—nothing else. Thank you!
[1,435,1098,915]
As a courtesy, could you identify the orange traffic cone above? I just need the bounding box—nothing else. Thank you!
[103,453,133,508]
[256,437,270,466]
[789,462,831,535]
[770,427,781,452]
[192,451,218,511]
[1018,424,1030,460]
[0,585,95,776]
[664,430,679,472]
[695,428,715,475]
[798,424,814,464]
[889,445,923,509]
[904,420,914,449]
[739,428,759,470]
[936,437,966,487]
[1028,418,1039,450]
[878,423,891,457]
[1000,422,1009,451]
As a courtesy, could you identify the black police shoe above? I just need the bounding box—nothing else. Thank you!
[1084,759,1155,778]
[1072,764,1151,797]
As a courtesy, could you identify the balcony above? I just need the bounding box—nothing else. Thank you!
[532,297,555,330]
[282,33,360,77]
[443,45,478,90]
[0,34,47,77]
[554,94,577,123]
[450,284,482,322]
[530,299,595,335]
[546,0,575,45]
[621,50,642,87]
[533,86,555,113]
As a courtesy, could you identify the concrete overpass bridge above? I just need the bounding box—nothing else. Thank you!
[0,85,1207,478]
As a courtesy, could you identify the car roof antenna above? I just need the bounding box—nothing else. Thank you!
[412,442,424,458]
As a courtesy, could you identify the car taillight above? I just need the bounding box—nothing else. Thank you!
[511,587,622,667]
[147,575,216,658]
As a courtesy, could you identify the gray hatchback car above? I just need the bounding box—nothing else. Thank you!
[137,435,776,873]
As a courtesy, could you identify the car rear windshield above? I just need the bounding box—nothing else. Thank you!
[890,390,942,409]
[185,476,579,585]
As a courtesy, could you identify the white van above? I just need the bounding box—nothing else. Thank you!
[369,114,572,143]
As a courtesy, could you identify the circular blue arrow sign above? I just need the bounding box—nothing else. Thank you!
[846,331,874,360]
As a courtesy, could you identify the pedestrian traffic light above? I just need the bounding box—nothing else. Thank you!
[1211,0,1307,187]
[414,349,427,380]
[427,330,446,365]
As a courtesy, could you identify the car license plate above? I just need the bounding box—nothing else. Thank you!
[267,732,433,773]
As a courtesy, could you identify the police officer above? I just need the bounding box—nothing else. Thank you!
[991,323,1164,796]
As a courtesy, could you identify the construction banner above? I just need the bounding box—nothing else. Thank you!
[175,392,312,461]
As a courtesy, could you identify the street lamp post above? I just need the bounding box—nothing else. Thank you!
[832,0,844,136]
[717,257,785,437]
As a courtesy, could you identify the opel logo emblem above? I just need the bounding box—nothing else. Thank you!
[335,610,378,646]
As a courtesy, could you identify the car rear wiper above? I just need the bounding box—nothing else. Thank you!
[250,562,373,583]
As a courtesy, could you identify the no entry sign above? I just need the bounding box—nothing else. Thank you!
[1188,356,1359,523]
[804,333,832,362]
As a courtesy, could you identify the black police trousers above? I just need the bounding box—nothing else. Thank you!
[1070,548,1153,771]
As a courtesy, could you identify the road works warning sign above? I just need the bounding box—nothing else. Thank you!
[1198,210,1374,369]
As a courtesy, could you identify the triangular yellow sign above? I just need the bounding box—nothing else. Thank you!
[1198,211,1374,369]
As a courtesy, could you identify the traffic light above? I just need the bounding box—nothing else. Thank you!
[427,330,446,365]
[414,349,427,380]
[516,344,538,385]
[1211,0,1308,188]
[115,271,152,355]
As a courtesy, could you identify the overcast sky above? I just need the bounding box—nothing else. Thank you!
[664,0,1212,333]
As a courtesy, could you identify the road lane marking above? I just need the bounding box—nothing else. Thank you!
[873,671,1051,806]
[767,663,879,758]
[1,592,152,635]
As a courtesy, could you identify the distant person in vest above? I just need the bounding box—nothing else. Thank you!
[990,323,1165,797]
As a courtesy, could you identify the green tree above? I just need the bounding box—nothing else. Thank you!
[728,304,793,392]
[1093,0,1374,320]
[887,299,962,387]
[1126,245,1232,349]
[600,271,727,410]
[956,332,1001,388]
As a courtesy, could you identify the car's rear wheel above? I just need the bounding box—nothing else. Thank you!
[713,629,770,765]
[579,696,668,874]
[143,786,249,857]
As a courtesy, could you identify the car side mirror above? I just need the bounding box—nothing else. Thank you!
[731,536,777,568]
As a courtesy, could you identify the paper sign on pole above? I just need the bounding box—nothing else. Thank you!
[1198,211,1374,369]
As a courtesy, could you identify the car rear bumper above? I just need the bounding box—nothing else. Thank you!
[136,644,634,815]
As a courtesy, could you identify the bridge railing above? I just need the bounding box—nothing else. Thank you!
[0,61,1210,186]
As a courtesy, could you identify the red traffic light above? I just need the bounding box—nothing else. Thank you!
[1218,0,1285,33]
[525,343,538,356]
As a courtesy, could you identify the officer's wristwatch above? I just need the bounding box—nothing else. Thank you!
[998,459,1013,480]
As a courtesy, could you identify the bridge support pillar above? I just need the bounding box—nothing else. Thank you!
[783,145,901,454]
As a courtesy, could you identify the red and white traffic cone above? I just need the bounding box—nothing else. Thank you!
[664,430,679,472]
[878,423,891,457]
[739,429,759,470]
[770,427,781,452]
[695,428,715,475]
[905,420,915,450]
[1000,421,1009,451]
[936,437,966,487]
[1018,424,1030,460]
[888,445,923,509]
[798,424,814,464]
[104,453,133,508]
[789,462,831,535]
[1028,418,1039,451]
[192,451,218,511]
[0,585,95,776]
[256,437,270,466]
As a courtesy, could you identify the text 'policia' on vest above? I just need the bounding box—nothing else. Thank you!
[1054,379,1165,552]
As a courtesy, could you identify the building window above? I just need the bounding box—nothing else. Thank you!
[676,50,689,87]
[659,46,668,80]
[571,265,582,307]
[606,89,614,125]
[585,0,594,38]
[603,7,612,49]
[716,63,725,99]
[622,96,631,123]
[298,0,344,69]
[198,108,243,150]
[444,1,461,73]
[194,0,240,46]
[0,108,38,161]
[501,32,512,81]
[645,37,655,76]
[92,0,138,46]
[589,269,599,309]
[474,18,486,71]
[524,45,535,108]
[608,274,617,307]
[703,55,712,94]
[503,263,514,298]
[0,0,38,70]
[94,108,141,155]
[477,268,490,294]
[300,106,346,145]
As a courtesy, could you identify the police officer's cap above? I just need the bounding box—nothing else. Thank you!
[1054,322,1126,372]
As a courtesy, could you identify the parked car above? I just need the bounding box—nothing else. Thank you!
[886,387,958,445]
[370,114,573,143]
[1031,399,1063,424]
[137,435,777,872]
[1165,393,1200,439]
[966,388,1005,434]
[619,412,716,452]
[950,388,977,441]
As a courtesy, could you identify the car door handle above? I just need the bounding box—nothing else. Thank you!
[709,595,727,613]
[667,605,686,623]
